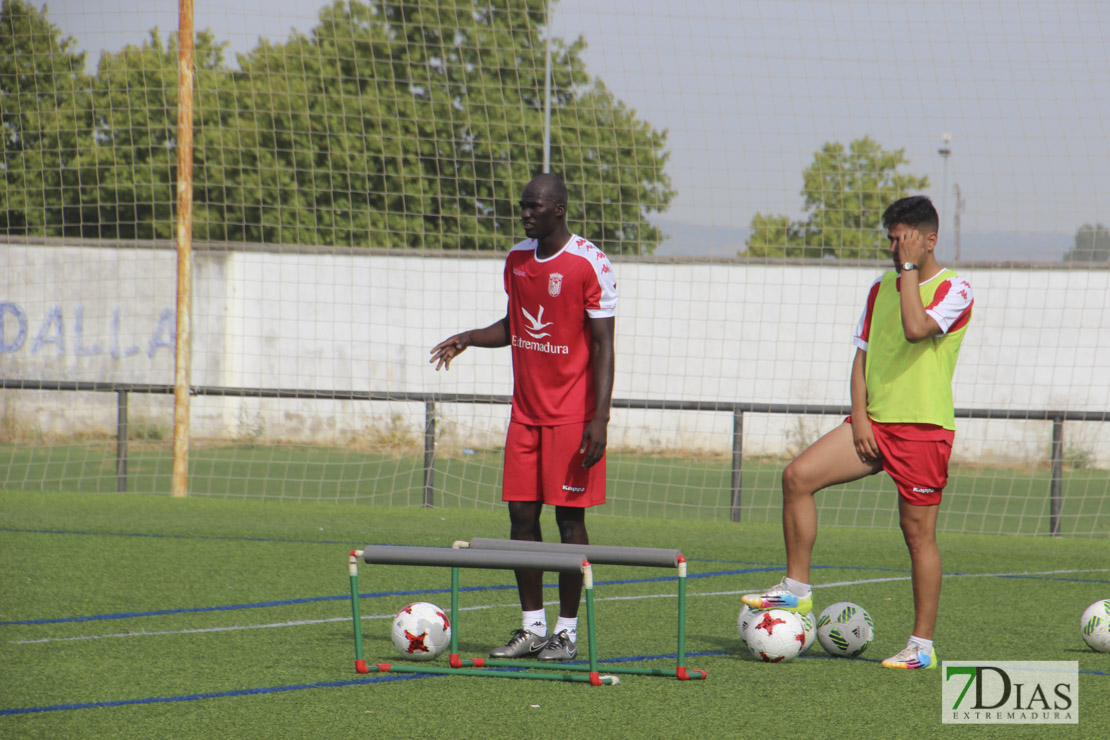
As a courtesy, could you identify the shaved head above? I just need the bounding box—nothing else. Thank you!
[526,173,568,207]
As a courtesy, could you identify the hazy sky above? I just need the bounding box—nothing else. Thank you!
[53,0,1109,250]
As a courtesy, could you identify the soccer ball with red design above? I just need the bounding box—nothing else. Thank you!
[744,608,806,663]
[1080,599,1110,653]
[391,602,451,661]
[816,602,874,657]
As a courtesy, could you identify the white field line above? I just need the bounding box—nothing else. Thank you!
[11,568,1108,646]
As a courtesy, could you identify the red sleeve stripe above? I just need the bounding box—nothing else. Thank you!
[859,280,882,342]
[925,279,951,311]
[948,300,974,333]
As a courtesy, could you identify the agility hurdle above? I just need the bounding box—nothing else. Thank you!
[455,538,706,681]
[348,545,620,685]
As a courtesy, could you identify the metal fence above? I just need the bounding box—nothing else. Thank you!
[4,379,1107,536]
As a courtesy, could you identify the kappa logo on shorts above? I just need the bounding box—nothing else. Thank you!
[913,487,937,494]
[562,484,586,493]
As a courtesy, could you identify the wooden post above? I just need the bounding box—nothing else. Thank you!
[171,0,195,498]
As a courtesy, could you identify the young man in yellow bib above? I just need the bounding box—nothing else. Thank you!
[743,195,974,669]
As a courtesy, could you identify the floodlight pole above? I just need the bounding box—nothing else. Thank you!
[953,183,964,262]
[937,133,951,256]
[542,0,552,173]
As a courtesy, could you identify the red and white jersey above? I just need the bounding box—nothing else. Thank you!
[503,234,618,425]
[853,271,974,350]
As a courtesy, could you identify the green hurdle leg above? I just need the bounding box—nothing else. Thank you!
[349,550,368,673]
[584,563,601,682]
[450,566,460,656]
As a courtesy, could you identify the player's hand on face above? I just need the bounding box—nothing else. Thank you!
[429,333,470,371]
[579,419,607,468]
[896,229,927,266]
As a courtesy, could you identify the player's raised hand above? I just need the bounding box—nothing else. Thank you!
[896,228,927,267]
[579,418,608,468]
[429,332,471,371]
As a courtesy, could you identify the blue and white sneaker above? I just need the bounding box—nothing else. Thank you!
[881,643,937,670]
[741,580,813,614]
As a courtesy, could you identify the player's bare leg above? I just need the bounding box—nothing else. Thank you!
[533,505,588,661]
[554,505,587,619]
[780,423,881,583]
[897,497,941,640]
[507,500,545,611]
[488,501,553,658]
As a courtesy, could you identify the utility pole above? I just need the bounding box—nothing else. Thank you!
[937,133,952,255]
[953,183,965,262]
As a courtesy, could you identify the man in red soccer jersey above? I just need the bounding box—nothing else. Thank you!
[430,173,617,661]
[743,196,973,670]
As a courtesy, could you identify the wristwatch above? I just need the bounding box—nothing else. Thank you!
[901,262,919,272]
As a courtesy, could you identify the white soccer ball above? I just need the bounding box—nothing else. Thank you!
[1080,599,1110,653]
[744,608,806,663]
[391,602,451,661]
[816,602,874,657]
[737,604,764,640]
[799,611,816,654]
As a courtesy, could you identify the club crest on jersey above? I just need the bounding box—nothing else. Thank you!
[548,272,563,297]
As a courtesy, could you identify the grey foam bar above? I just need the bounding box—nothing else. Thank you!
[466,538,682,569]
[361,545,586,572]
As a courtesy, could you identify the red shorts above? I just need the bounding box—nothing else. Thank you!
[502,420,606,508]
[847,418,954,506]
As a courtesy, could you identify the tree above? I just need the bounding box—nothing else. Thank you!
[78,30,227,240]
[0,0,92,234]
[196,0,674,253]
[745,137,929,260]
[1063,223,1109,263]
[2,0,674,254]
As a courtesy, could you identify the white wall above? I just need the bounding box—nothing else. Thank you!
[2,242,1108,465]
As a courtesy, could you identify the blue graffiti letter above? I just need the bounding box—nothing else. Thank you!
[74,305,103,356]
[31,305,65,355]
[111,307,141,359]
[148,309,176,358]
[0,302,28,353]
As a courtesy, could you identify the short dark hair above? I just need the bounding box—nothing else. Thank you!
[882,195,939,234]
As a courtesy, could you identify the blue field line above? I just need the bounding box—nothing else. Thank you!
[6,565,1109,628]
[0,568,786,627]
[3,650,1107,716]
[0,672,432,716]
[0,584,509,626]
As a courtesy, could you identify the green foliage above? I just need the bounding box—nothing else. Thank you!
[0,0,673,254]
[1063,222,1109,262]
[0,0,91,234]
[746,137,929,260]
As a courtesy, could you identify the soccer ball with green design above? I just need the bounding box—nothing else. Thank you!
[816,601,874,658]
[1080,599,1110,653]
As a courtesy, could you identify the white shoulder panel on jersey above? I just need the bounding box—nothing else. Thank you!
[565,234,618,318]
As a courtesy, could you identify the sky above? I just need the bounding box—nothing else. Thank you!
[51,0,1110,259]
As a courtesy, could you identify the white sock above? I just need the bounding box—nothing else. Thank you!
[554,616,578,642]
[909,635,933,651]
[522,609,547,636]
[784,577,811,597]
